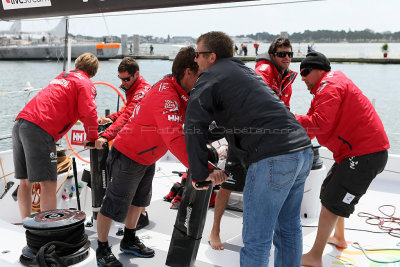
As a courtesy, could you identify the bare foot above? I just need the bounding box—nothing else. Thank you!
[327,236,348,249]
[208,234,224,250]
[301,252,322,267]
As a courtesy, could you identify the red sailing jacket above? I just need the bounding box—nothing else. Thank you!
[255,59,297,107]
[102,76,151,141]
[113,75,189,167]
[16,70,98,142]
[296,71,390,163]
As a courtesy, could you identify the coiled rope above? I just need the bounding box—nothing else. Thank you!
[26,221,88,266]
[358,204,400,238]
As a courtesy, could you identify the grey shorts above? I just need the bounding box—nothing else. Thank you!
[12,119,57,182]
[221,149,247,192]
[100,146,156,223]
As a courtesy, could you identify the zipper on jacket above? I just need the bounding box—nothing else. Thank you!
[138,146,157,155]
[338,136,352,150]
[58,123,71,135]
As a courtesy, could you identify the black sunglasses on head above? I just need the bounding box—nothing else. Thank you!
[300,68,313,77]
[274,51,294,58]
[195,51,212,58]
[118,75,131,82]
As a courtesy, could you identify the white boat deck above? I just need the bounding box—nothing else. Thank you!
[1,149,400,266]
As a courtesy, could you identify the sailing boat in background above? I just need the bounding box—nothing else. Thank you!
[0,18,120,60]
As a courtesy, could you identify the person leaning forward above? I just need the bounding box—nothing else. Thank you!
[95,57,152,230]
[13,52,99,220]
[296,51,390,267]
[95,46,226,267]
[185,31,313,267]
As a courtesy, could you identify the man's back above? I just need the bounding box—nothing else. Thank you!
[186,57,311,178]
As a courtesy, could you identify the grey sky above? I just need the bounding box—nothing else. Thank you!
[0,0,399,38]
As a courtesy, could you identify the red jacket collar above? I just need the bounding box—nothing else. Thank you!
[311,71,330,95]
[170,75,189,103]
[126,75,144,98]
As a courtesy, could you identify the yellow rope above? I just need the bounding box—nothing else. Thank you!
[31,183,41,212]
[0,158,8,184]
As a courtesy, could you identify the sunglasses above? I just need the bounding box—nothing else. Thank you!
[274,51,294,58]
[300,68,313,77]
[118,75,131,82]
[195,51,212,58]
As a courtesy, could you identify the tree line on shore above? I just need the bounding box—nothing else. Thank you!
[242,29,400,43]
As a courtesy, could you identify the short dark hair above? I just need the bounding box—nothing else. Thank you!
[197,31,233,59]
[268,37,292,54]
[172,46,199,81]
[75,52,99,77]
[118,57,139,76]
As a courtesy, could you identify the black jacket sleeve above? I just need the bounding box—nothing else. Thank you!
[184,72,217,182]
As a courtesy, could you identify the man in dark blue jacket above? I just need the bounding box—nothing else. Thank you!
[185,31,313,267]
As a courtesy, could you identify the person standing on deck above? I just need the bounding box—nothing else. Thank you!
[12,52,99,220]
[296,52,390,267]
[186,31,313,267]
[96,57,152,230]
[94,46,227,267]
[208,36,298,251]
[255,37,297,108]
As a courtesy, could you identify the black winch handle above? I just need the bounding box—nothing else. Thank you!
[172,171,186,177]
[85,142,95,147]
[195,180,212,188]
[72,157,81,211]
[194,161,232,188]
[85,142,107,149]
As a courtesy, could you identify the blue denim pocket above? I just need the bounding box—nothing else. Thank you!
[268,155,299,189]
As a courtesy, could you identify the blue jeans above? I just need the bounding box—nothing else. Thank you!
[240,148,313,267]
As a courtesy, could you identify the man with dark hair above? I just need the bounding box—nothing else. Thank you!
[297,52,390,267]
[186,31,313,266]
[255,37,297,107]
[95,47,217,267]
[97,57,150,136]
[209,36,298,251]
[13,52,99,220]
[96,57,151,230]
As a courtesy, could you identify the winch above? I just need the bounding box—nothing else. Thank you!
[20,209,90,266]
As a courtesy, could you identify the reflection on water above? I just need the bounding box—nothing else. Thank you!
[0,53,399,154]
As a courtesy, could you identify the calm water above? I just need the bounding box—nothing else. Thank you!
[0,43,399,154]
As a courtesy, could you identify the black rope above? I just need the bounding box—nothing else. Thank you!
[25,223,88,267]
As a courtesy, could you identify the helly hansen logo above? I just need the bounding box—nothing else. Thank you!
[348,157,358,170]
[49,152,57,163]
[168,115,182,122]
[71,130,86,146]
